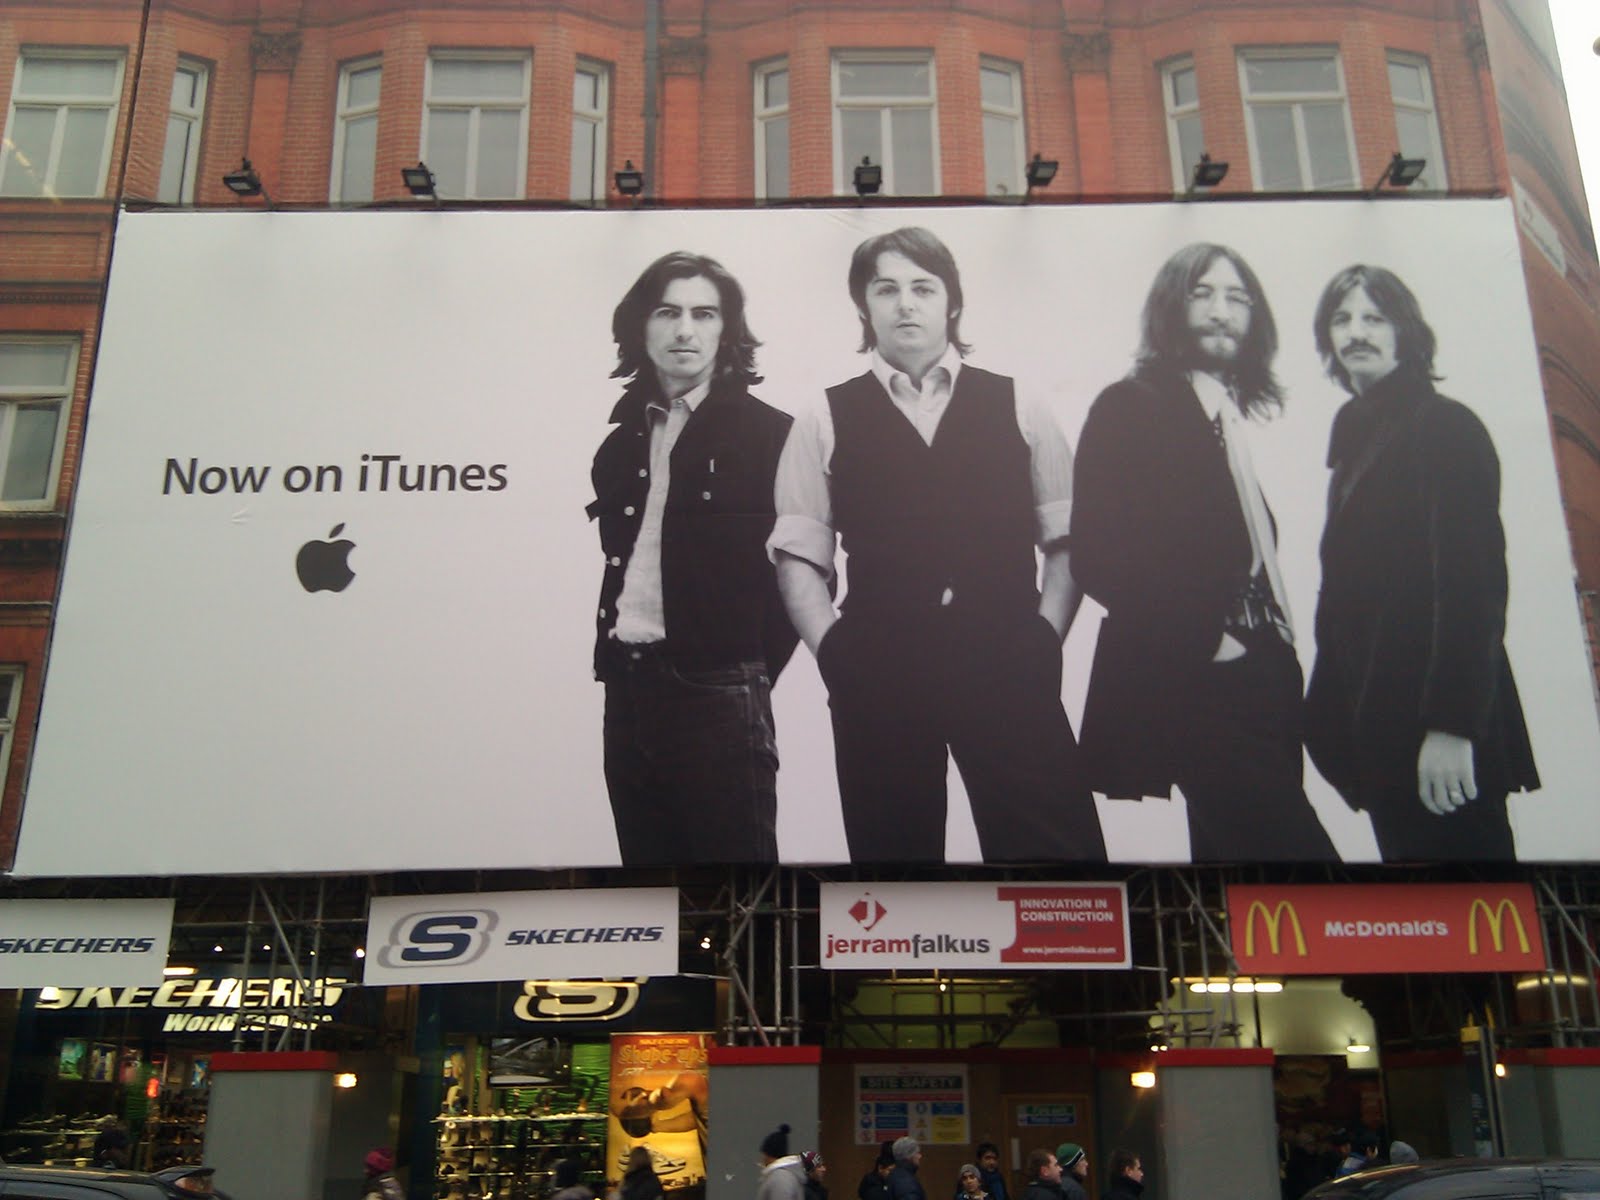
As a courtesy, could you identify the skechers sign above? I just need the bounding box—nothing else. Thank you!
[364,888,678,985]
[0,899,174,987]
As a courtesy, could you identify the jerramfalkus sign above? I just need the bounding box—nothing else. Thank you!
[18,200,1600,873]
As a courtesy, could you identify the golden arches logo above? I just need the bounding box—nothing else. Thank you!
[1467,897,1532,955]
[1242,900,1307,957]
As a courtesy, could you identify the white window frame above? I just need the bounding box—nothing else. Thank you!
[0,667,22,802]
[330,57,382,204]
[157,57,208,204]
[831,51,940,197]
[1237,47,1359,191]
[1161,56,1205,194]
[753,58,789,201]
[1386,51,1448,191]
[422,51,531,201]
[0,337,79,511]
[0,49,126,198]
[979,57,1025,197]
[570,59,609,205]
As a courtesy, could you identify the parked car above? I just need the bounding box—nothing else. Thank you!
[1308,1160,1600,1200]
[0,1163,194,1197]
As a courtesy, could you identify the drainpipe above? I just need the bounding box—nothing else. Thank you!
[644,0,660,200]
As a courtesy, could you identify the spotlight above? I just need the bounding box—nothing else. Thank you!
[614,159,644,197]
[1372,151,1427,193]
[1130,1071,1156,1089]
[401,161,437,200]
[1346,1042,1372,1054]
[163,966,197,977]
[1190,153,1229,191]
[1494,1062,1507,1078]
[334,1072,359,1089]
[222,157,269,205]
[1024,153,1058,191]
[852,156,883,197]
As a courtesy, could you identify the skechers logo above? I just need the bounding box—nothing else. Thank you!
[376,910,497,968]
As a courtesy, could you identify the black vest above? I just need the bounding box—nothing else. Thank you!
[826,365,1039,619]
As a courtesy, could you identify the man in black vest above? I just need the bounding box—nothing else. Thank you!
[1071,242,1334,860]
[771,226,1103,863]
[588,252,796,864]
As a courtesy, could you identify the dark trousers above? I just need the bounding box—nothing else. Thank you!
[1176,631,1337,862]
[818,608,1105,863]
[602,644,778,865]
[1363,783,1515,861]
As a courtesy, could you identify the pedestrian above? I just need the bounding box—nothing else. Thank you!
[859,1141,896,1200]
[1335,1131,1378,1178]
[1389,1142,1420,1165]
[552,1158,598,1200]
[361,1148,404,1200]
[758,1125,806,1200]
[1053,1145,1088,1200]
[803,1150,830,1200]
[956,1163,988,1200]
[974,1143,1009,1200]
[1018,1149,1063,1200]
[1105,1150,1144,1200]
[91,1119,129,1169]
[622,1146,666,1200]
[889,1137,926,1200]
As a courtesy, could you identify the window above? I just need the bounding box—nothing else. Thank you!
[0,339,77,507]
[1387,53,1448,190]
[423,53,530,200]
[570,60,609,204]
[980,59,1025,197]
[1238,49,1357,190]
[0,51,125,198]
[157,58,208,204]
[1162,57,1206,192]
[0,668,21,800]
[754,60,789,200]
[331,58,382,203]
[833,53,938,196]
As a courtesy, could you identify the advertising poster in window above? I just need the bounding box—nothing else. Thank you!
[607,1032,710,1198]
[854,1064,969,1146]
[17,201,1600,873]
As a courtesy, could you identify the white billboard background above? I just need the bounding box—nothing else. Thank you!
[16,200,1600,873]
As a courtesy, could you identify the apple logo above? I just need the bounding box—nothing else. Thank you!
[296,523,355,593]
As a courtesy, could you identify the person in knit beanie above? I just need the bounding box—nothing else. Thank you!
[889,1137,925,1200]
[758,1125,806,1200]
[858,1140,896,1200]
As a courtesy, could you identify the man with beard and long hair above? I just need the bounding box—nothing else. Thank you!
[1071,242,1335,859]
[1304,264,1537,860]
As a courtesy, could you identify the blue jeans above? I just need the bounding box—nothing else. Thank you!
[602,646,778,864]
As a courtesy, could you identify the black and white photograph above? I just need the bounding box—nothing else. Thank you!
[18,199,1599,873]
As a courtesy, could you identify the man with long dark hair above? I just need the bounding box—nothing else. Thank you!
[1305,264,1538,860]
[772,225,1103,863]
[1071,242,1335,860]
[588,251,796,864]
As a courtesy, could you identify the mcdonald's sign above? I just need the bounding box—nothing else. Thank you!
[1227,884,1545,975]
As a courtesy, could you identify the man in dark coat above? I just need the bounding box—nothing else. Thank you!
[1071,242,1335,859]
[889,1137,927,1200]
[860,1141,896,1200]
[772,225,1103,863]
[589,251,797,865]
[1018,1148,1064,1200]
[1305,264,1538,859]
[1104,1149,1144,1200]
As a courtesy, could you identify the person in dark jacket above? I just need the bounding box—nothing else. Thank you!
[888,1136,926,1200]
[1105,1149,1144,1200]
[772,225,1103,863]
[956,1163,988,1200]
[1071,242,1336,861]
[1053,1144,1088,1200]
[620,1145,666,1200]
[973,1143,1009,1200]
[589,251,796,866]
[1018,1148,1064,1200]
[803,1150,830,1200]
[860,1140,896,1200]
[1305,264,1539,861]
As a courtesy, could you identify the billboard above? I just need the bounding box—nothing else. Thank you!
[1227,883,1546,974]
[16,200,1600,872]
[607,1032,710,1198]
[0,898,173,986]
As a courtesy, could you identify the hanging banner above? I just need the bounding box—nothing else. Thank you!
[607,1032,711,1198]
[854,1063,969,1146]
[820,881,1130,970]
[0,899,173,987]
[1227,883,1546,974]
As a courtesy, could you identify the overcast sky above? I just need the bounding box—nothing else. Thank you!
[1550,0,1599,235]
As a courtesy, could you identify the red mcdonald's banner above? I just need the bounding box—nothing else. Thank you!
[1227,884,1546,974]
